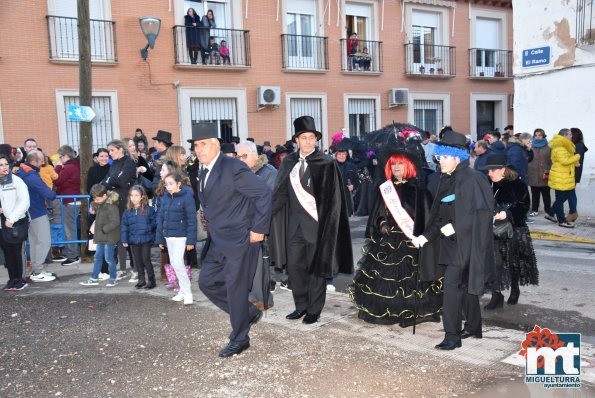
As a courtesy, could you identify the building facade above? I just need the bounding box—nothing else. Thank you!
[512,0,594,214]
[0,0,512,152]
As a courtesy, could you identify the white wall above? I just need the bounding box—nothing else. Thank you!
[513,0,595,215]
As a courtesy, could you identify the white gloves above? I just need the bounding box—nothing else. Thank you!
[440,223,455,237]
[412,235,428,248]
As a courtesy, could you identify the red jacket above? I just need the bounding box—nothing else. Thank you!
[54,158,81,204]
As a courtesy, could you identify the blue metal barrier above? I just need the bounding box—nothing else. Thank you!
[51,194,91,245]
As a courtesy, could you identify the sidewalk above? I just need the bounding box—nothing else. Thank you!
[527,212,595,244]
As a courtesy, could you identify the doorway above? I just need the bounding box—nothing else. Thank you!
[476,101,495,141]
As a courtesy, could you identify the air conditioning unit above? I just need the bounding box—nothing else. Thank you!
[508,93,514,110]
[389,88,409,107]
[257,86,281,106]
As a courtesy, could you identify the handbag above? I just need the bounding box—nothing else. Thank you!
[1,215,29,244]
[493,219,513,240]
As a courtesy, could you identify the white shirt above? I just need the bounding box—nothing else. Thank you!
[201,151,221,188]
[298,148,316,172]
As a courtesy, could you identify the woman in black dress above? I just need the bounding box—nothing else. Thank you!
[350,149,442,326]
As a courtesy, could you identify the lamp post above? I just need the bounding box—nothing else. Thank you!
[139,16,161,60]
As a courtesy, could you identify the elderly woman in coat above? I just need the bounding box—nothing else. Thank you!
[527,129,552,217]
[0,154,31,291]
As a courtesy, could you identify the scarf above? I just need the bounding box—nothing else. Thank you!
[532,138,548,148]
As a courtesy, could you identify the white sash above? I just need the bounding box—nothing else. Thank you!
[379,180,415,240]
[289,162,318,222]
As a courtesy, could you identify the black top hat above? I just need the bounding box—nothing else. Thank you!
[263,141,271,146]
[334,139,351,152]
[221,143,236,154]
[485,154,507,169]
[152,130,173,145]
[187,122,219,143]
[292,116,322,141]
[230,136,240,144]
[437,129,468,150]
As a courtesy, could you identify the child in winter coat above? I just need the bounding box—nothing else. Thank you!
[220,40,230,65]
[156,173,197,305]
[121,185,156,289]
[80,184,120,287]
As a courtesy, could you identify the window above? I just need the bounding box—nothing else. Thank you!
[576,0,594,46]
[190,98,238,143]
[48,0,116,62]
[413,100,443,136]
[469,8,509,77]
[348,98,376,139]
[290,98,322,134]
[283,0,328,70]
[412,11,439,65]
[62,96,114,152]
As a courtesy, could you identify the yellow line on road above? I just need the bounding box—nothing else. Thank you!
[530,230,595,244]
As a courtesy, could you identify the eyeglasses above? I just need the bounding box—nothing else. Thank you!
[237,154,248,160]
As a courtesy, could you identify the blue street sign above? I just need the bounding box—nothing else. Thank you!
[522,46,550,68]
[68,105,96,122]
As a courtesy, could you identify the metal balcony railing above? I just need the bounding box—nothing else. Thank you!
[576,0,595,46]
[281,34,329,71]
[404,43,455,76]
[468,48,512,78]
[46,15,117,62]
[340,39,383,73]
[173,26,250,66]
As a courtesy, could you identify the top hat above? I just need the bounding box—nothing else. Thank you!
[152,130,173,145]
[292,116,322,141]
[221,143,236,154]
[187,122,219,143]
[334,139,351,152]
[437,129,468,150]
[263,141,271,147]
[485,154,507,169]
[230,136,240,144]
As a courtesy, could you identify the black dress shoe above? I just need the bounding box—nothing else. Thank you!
[435,340,462,350]
[144,281,156,289]
[461,329,482,339]
[249,311,263,326]
[135,281,147,289]
[286,310,307,320]
[302,313,320,324]
[218,341,250,358]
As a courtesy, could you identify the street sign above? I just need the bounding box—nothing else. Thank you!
[68,105,96,122]
[522,46,550,68]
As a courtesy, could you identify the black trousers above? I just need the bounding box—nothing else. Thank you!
[198,241,260,345]
[287,226,326,315]
[530,186,551,213]
[0,233,24,281]
[130,243,154,282]
[442,264,482,342]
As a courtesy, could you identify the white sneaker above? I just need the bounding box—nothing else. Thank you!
[129,271,138,283]
[106,280,118,287]
[98,273,110,281]
[326,284,336,292]
[183,296,194,305]
[171,293,185,302]
[30,271,56,282]
[80,278,99,286]
[116,270,127,281]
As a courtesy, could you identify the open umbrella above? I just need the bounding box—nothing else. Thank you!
[365,122,426,149]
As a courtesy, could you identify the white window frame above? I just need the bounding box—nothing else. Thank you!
[408,92,450,131]
[343,0,379,40]
[469,93,509,139]
[281,0,324,35]
[178,88,248,144]
[470,7,508,76]
[343,94,381,138]
[404,4,449,46]
[55,89,120,147]
[47,0,113,19]
[285,93,328,149]
[175,0,242,28]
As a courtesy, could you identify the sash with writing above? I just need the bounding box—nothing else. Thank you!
[379,180,415,240]
[289,162,318,222]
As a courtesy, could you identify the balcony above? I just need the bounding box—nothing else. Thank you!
[46,15,117,63]
[468,49,512,79]
[340,39,383,73]
[281,34,328,71]
[173,26,250,68]
[404,43,455,77]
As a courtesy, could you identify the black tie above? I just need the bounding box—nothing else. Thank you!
[299,158,306,179]
[199,167,209,192]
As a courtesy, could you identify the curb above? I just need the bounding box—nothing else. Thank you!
[530,229,595,244]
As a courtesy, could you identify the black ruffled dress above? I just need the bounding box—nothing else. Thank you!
[349,178,443,326]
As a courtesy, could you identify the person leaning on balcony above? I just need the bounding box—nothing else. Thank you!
[199,9,216,65]
[53,145,81,265]
[347,32,359,70]
[185,8,201,64]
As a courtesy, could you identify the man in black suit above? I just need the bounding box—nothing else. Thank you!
[192,123,272,358]
[270,116,353,325]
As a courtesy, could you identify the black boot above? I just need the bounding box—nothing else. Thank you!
[508,284,520,305]
[144,275,156,289]
[135,279,146,289]
[484,291,504,310]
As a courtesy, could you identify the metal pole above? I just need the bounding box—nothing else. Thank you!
[78,0,92,257]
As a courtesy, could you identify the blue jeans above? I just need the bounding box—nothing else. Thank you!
[551,189,575,223]
[568,190,577,214]
[92,243,117,281]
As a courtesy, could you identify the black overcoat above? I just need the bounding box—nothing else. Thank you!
[420,161,495,296]
[270,148,353,278]
[184,14,200,48]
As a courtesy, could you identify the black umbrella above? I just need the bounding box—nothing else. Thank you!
[365,122,426,149]
[261,237,272,311]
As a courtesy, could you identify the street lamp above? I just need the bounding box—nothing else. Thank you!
[139,16,161,60]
